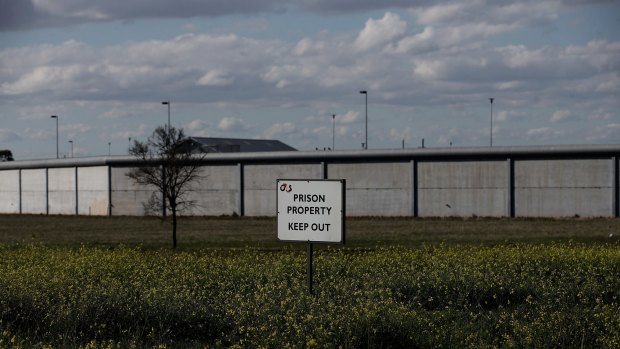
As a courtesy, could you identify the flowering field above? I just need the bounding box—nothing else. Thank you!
[1,242,618,348]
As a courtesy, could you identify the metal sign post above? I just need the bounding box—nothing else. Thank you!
[307,242,313,295]
[277,179,345,295]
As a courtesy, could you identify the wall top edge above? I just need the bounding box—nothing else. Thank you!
[1,144,619,170]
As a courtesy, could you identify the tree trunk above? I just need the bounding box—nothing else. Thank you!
[172,208,177,249]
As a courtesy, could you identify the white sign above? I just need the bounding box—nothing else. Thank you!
[277,179,345,243]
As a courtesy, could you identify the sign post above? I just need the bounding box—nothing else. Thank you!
[277,179,346,294]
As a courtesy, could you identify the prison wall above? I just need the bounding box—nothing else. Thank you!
[0,145,618,218]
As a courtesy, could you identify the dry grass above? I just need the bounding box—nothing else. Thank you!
[0,214,617,248]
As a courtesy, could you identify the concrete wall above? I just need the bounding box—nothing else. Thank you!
[418,161,507,217]
[48,167,76,215]
[1,145,618,218]
[110,167,155,216]
[515,159,612,217]
[77,166,109,216]
[21,169,47,214]
[0,170,20,214]
[328,162,411,216]
[244,164,322,216]
[183,165,240,216]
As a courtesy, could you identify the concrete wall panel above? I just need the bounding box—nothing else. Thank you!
[515,159,612,217]
[328,162,411,216]
[48,167,76,215]
[77,166,109,216]
[21,169,47,214]
[418,161,507,217]
[244,164,322,216]
[182,165,239,216]
[0,170,20,213]
[111,167,156,216]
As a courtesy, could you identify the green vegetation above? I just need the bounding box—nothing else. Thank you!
[0,216,618,348]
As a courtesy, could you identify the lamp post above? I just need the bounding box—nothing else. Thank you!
[332,114,336,150]
[68,140,73,158]
[128,137,132,153]
[162,101,171,130]
[108,142,111,156]
[359,90,367,149]
[51,115,58,158]
[489,97,494,147]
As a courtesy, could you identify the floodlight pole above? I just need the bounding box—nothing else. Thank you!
[162,101,171,131]
[360,91,368,149]
[68,140,73,158]
[332,114,336,150]
[489,97,494,147]
[51,115,58,159]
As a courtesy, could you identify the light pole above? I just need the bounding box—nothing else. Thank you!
[489,98,495,147]
[108,142,111,156]
[359,90,367,149]
[68,140,73,158]
[332,114,336,150]
[50,115,58,158]
[128,137,132,153]
[162,101,171,130]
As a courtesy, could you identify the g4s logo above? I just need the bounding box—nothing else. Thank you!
[279,183,293,192]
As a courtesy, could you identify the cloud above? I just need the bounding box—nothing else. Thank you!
[0,129,21,142]
[389,126,413,142]
[264,122,296,139]
[586,123,620,143]
[185,119,211,136]
[337,111,361,124]
[526,127,564,139]
[61,123,93,138]
[355,12,407,51]
[550,110,572,123]
[300,0,420,13]
[109,124,150,141]
[0,0,286,31]
[23,128,53,140]
[1,1,619,156]
[196,70,234,87]
[217,116,249,132]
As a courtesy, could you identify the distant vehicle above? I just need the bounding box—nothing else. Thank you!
[0,150,14,161]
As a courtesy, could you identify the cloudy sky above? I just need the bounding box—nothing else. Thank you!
[1,0,619,159]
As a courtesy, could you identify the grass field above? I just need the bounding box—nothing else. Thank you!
[0,215,618,248]
[0,215,618,348]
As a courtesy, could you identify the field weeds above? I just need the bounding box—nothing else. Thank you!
[0,243,618,348]
[0,215,618,348]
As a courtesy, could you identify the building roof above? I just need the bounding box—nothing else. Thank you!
[189,137,297,153]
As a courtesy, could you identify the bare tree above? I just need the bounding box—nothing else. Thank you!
[127,126,205,248]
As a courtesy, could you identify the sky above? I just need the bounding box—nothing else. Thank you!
[1,0,619,160]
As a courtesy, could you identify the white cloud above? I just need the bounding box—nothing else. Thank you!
[586,123,620,142]
[196,70,234,87]
[389,126,413,142]
[355,12,407,51]
[337,111,361,124]
[185,120,211,136]
[1,1,619,158]
[23,128,53,141]
[526,127,564,139]
[264,122,296,139]
[217,116,249,132]
[293,38,326,56]
[0,129,21,142]
[61,123,93,138]
[110,124,150,141]
[550,110,572,123]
